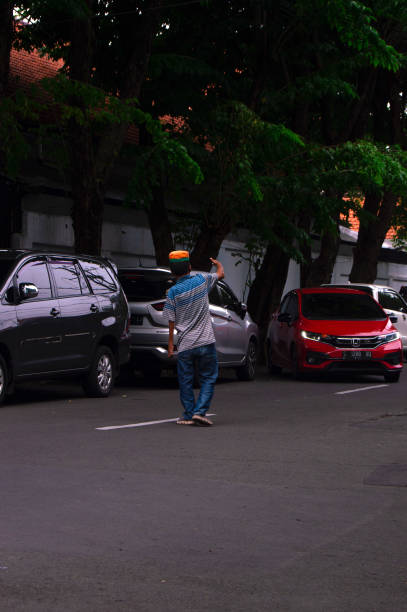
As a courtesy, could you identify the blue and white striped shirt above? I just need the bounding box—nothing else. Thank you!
[163,272,218,353]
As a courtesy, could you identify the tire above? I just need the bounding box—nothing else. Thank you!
[236,339,257,381]
[266,341,282,376]
[384,371,400,383]
[0,355,8,406]
[82,345,115,397]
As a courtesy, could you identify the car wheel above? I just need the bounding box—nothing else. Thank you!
[0,355,8,406]
[290,345,303,380]
[266,341,282,376]
[384,371,400,383]
[236,339,257,381]
[82,345,115,397]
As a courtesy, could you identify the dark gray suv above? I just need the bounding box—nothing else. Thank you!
[0,250,130,404]
[118,266,259,381]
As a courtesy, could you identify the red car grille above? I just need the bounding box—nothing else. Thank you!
[330,336,388,349]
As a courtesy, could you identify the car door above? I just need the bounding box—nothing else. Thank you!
[274,293,299,366]
[14,257,64,376]
[208,285,230,363]
[80,258,121,344]
[376,288,407,349]
[216,282,247,363]
[48,257,100,370]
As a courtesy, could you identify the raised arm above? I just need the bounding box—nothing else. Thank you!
[209,257,224,280]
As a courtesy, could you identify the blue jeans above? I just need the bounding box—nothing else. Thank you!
[177,343,218,420]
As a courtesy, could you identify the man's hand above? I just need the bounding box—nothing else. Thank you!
[168,341,174,358]
[168,320,175,357]
[210,257,225,280]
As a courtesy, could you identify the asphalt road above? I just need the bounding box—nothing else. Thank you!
[1,367,407,612]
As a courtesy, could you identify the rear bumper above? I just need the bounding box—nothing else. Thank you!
[130,344,176,368]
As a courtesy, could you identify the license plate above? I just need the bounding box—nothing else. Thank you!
[343,350,372,360]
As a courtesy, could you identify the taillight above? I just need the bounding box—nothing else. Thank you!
[152,302,165,311]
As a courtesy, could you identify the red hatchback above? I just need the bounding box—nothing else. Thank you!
[266,288,403,382]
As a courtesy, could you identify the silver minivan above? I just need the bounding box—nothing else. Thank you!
[118,267,259,381]
[323,283,407,356]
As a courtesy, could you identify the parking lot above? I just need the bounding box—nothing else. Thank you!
[1,368,407,611]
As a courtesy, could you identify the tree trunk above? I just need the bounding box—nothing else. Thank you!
[190,219,231,271]
[0,3,17,242]
[0,179,20,248]
[0,1,13,96]
[69,123,104,255]
[72,188,104,255]
[349,191,398,283]
[297,213,312,286]
[246,241,291,360]
[147,181,174,265]
[303,219,341,287]
[66,0,162,255]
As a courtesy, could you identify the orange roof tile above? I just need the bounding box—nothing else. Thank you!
[341,205,397,242]
[8,46,139,144]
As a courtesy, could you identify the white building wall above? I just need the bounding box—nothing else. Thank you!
[14,194,407,302]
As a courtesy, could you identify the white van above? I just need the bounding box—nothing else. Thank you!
[322,283,407,355]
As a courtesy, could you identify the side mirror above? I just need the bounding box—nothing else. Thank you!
[240,302,247,313]
[19,282,39,301]
[390,314,398,324]
[277,312,292,324]
[4,286,15,303]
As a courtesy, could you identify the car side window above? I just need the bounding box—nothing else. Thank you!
[49,259,90,297]
[286,294,299,318]
[80,260,117,294]
[378,290,406,313]
[279,294,291,314]
[209,286,221,306]
[218,283,240,311]
[16,259,52,300]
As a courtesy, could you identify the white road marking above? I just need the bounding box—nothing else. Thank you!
[96,414,216,430]
[335,384,388,395]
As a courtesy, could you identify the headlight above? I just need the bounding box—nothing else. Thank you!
[381,331,400,343]
[300,330,330,342]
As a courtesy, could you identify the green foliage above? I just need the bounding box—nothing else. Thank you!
[125,118,204,210]
[0,89,39,178]
[40,75,144,126]
[314,0,401,70]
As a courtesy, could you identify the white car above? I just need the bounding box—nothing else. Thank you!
[322,283,407,355]
[118,267,259,381]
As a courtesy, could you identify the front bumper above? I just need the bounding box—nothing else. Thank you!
[299,339,403,374]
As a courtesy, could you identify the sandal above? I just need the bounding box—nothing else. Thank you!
[192,415,213,426]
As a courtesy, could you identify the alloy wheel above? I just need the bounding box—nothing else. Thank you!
[97,354,113,393]
[247,341,257,378]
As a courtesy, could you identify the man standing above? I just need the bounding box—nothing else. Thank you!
[163,250,224,426]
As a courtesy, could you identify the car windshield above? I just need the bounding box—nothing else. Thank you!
[118,270,175,302]
[301,292,387,320]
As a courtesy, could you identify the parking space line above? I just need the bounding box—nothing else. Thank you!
[335,384,388,395]
[96,414,216,430]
